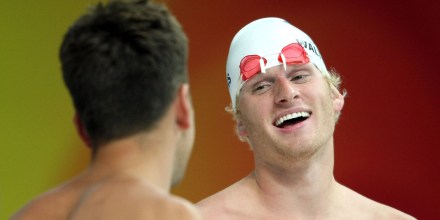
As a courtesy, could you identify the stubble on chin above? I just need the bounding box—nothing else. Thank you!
[273,137,323,163]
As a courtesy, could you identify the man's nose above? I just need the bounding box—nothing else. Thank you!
[274,77,298,105]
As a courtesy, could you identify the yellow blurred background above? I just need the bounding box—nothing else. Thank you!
[1,0,439,219]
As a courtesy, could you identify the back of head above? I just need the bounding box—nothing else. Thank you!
[60,0,188,148]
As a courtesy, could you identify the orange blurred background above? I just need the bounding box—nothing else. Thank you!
[1,0,438,219]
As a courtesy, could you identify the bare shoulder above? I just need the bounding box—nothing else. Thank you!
[11,175,202,220]
[362,198,416,220]
[11,195,50,220]
[197,178,253,220]
[340,185,416,219]
[133,193,202,220]
[375,205,417,220]
[70,176,202,220]
[196,190,228,217]
[11,186,73,220]
[166,195,203,220]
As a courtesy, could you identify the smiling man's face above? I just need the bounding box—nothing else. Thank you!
[236,62,344,165]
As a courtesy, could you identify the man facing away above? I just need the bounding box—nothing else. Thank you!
[12,0,202,219]
[197,17,416,220]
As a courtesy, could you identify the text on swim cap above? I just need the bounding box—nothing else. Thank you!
[297,39,322,59]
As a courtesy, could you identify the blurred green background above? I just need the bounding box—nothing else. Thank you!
[0,1,97,218]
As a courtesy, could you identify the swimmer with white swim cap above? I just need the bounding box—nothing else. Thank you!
[197,17,416,220]
[226,17,329,110]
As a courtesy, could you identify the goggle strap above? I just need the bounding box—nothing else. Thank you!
[260,57,266,73]
[279,53,287,71]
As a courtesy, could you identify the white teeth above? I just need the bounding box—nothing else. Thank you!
[275,112,310,126]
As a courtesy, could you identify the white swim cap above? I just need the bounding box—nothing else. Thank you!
[226,17,329,109]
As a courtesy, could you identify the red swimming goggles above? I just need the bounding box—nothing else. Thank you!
[239,43,310,81]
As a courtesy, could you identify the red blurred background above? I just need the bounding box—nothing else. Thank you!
[164,0,439,219]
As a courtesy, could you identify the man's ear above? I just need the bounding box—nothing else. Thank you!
[331,86,344,113]
[175,84,192,129]
[237,118,248,139]
[73,113,91,147]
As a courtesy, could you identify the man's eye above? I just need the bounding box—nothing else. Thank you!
[253,84,270,92]
[291,74,310,83]
[293,75,304,80]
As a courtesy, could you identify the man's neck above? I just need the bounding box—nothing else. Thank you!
[251,142,338,218]
[88,131,176,192]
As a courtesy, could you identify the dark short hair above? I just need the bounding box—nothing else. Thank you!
[60,0,188,148]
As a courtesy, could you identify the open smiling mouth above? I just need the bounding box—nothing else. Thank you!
[274,112,311,128]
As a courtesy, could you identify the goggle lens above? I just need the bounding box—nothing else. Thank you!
[239,55,267,81]
[279,43,309,64]
[239,43,309,81]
